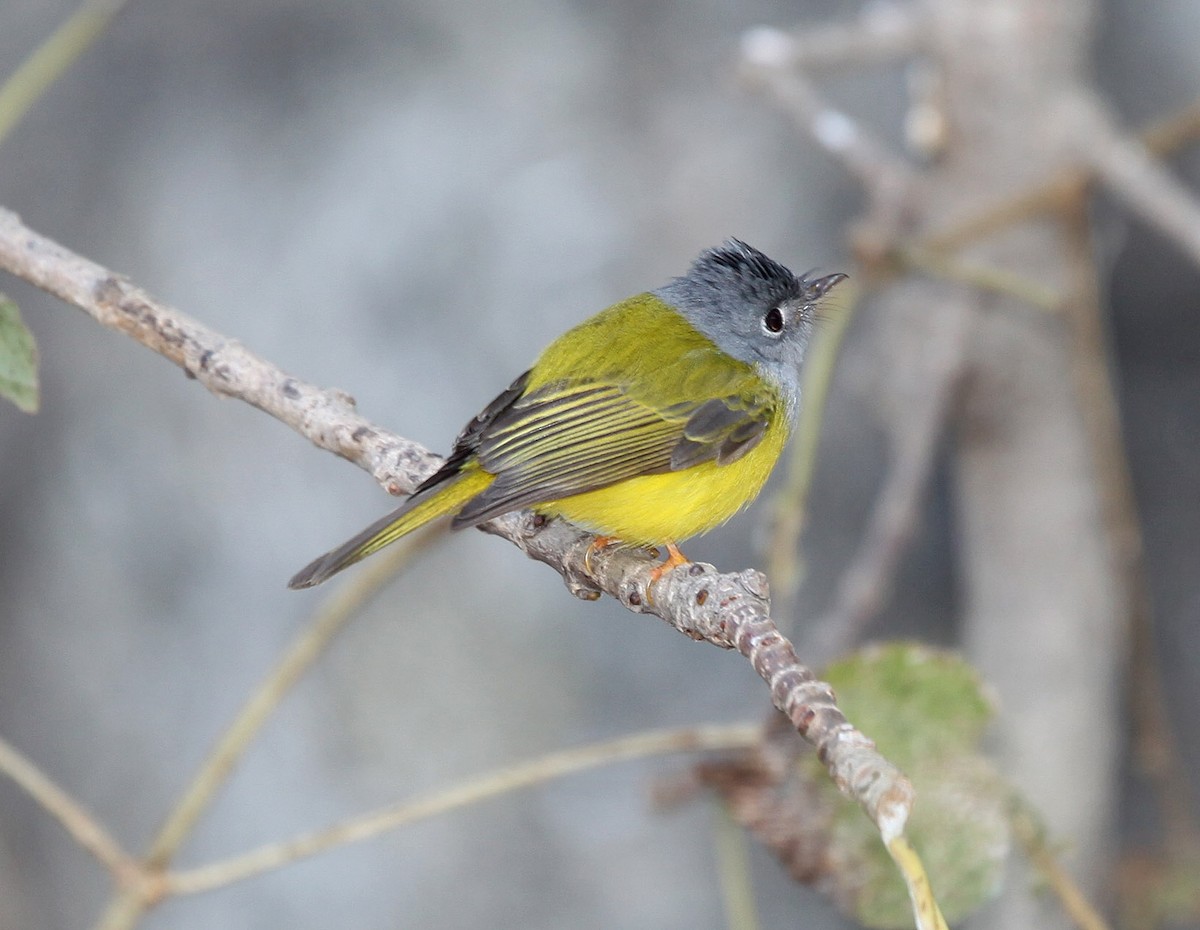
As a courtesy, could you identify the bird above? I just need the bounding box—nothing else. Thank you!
[289,239,845,590]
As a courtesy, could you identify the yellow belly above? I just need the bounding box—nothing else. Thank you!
[539,417,788,546]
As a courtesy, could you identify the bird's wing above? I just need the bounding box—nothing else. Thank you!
[449,349,776,527]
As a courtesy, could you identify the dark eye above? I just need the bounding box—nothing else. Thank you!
[763,306,785,335]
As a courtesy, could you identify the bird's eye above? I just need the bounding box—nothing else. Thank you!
[763,306,785,335]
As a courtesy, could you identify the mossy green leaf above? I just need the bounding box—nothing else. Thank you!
[816,643,1010,928]
[824,641,995,766]
[0,294,39,413]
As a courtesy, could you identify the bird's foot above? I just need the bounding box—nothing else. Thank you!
[584,535,616,575]
[647,541,690,587]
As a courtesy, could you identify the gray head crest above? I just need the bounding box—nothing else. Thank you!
[659,239,844,316]
[655,239,846,408]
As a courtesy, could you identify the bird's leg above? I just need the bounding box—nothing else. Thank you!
[648,541,690,585]
[584,535,617,575]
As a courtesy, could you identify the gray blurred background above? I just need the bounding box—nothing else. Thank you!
[0,1,1196,928]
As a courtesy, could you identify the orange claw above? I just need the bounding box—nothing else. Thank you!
[584,535,616,575]
[648,541,690,586]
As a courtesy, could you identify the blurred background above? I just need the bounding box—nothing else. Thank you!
[0,0,1196,928]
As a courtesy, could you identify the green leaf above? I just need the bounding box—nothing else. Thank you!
[0,293,39,413]
[815,643,1010,928]
[824,641,995,767]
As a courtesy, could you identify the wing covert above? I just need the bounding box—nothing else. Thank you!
[450,369,776,528]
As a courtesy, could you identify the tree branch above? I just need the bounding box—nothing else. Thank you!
[144,531,437,870]
[0,0,131,148]
[740,3,922,72]
[163,724,762,895]
[1076,98,1200,268]
[738,25,917,206]
[0,206,914,840]
[0,733,135,883]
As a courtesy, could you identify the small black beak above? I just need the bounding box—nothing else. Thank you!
[806,271,848,300]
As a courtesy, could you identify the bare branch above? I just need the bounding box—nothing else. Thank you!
[742,3,922,71]
[145,531,437,868]
[1079,99,1200,268]
[812,286,967,658]
[1011,801,1112,930]
[164,725,762,895]
[497,512,915,837]
[0,732,135,882]
[0,206,915,845]
[738,27,917,204]
[0,0,131,147]
[766,279,865,621]
[0,208,437,493]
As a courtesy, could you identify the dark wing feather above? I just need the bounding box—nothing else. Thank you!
[408,369,532,499]
[449,376,774,528]
[670,398,768,469]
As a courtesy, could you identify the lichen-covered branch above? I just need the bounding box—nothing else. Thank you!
[0,206,913,838]
[0,207,436,491]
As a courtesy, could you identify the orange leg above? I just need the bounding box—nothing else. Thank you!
[648,541,690,585]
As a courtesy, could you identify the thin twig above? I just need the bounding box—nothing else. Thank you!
[0,0,131,147]
[767,279,863,621]
[164,724,763,895]
[922,95,1200,256]
[738,27,916,203]
[1058,193,1200,856]
[885,834,949,930]
[899,246,1062,312]
[1011,802,1112,930]
[147,531,436,866]
[0,732,136,882]
[1079,100,1200,269]
[713,801,762,930]
[93,531,437,930]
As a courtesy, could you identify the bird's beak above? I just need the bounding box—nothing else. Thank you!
[808,272,848,299]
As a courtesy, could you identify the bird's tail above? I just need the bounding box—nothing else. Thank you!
[288,469,492,589]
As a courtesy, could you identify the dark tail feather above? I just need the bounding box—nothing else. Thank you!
[287,469,491,589]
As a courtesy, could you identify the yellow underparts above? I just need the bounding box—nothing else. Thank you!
[537,415,789,547]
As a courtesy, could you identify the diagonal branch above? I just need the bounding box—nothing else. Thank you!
[144,531,438,868]
[0,0,131,148]
[0,207,436,492]
[0,732,136,882]
[0,206,913,841]
[163,724,762,895]
[811,286,967,659]
[738,24,917,206]
[741,3,922,72]
[1079,99,1200,269]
